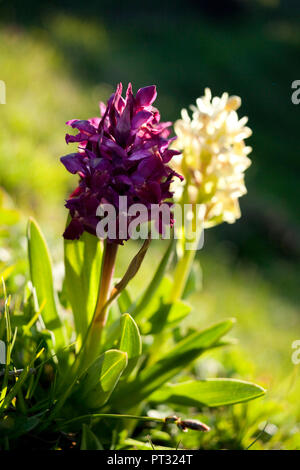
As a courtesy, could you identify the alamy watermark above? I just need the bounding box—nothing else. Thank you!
[291,340,300,365]
[0,340,5,365]
[0,80,6,104]
[95,197,205,250]
[291,80,300,105]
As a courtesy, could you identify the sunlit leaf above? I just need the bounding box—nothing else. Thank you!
[149,378,266,407]
[119,313,142,377]
[112,319,235,407]
[75,349,128,410]
[27,218,65,349]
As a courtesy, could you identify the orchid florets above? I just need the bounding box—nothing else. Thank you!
[61,83,182,243]
[172,88,252,227]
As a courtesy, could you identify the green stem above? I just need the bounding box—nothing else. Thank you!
[168,205,203,303]
[57,413,165,429]
[56,413,209,433]
[79,240,118,371]
[169,247,196,303]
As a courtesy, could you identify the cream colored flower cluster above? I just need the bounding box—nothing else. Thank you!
[172,88,252,227]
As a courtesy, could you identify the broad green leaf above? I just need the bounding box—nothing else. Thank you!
[119,313,142,377]
[136,275,191,334]
[141,276,173,317]
[144,298,192,335]
[112,319,235,407]
[27,218,65,349]
[166,300,191,326]
[100,316,122,352]
[149,378,266,407]
[64,229,103,349]
[75,349,127,410]
[81,424,104,450]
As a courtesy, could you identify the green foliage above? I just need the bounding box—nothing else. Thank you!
[149,379,266,408]
[119,313,142,378]
[81,424,104,450]
[27,218,65,349]
[0,220,268,450]
[74,350,128,410]
[113,319,236,408]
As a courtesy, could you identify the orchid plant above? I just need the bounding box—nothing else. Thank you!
[0,84,265,450]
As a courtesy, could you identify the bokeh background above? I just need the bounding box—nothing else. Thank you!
[0,0,299,448]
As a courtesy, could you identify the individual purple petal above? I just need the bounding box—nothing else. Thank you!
[138,154,165,180]
[65,133,88,144]
[99,102,107,116]
[115,85,134,144]
[66,120,96,135]
[150,121,172,135]
[84,148,97,160]
[60,153,87,174]
[88,117,101,128]
[63,218,84,240]
[128,148,153,161]
[136,85,157,107]
[162,149,181,163]
[101,137,127,159]
[131,110,153,130]
[136,181,161,203]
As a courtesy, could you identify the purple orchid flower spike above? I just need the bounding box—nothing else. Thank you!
[61,83,183,243]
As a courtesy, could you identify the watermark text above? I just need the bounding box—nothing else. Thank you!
[0,80,6,104]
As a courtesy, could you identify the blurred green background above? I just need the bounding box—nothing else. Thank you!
[0,0,299,448]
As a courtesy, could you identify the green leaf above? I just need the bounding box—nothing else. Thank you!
[119,313,142,377]
[144,298,192,335]
[81,424,104,450]
[75,349,128,410]
[149,378,266,407]
[166,300,192,326]
[112,319,235,407]
[63,229,103,349]
[135,274,191,334]
[27,218,65,349]
[117,289,132,315]
[138,276,172,322]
